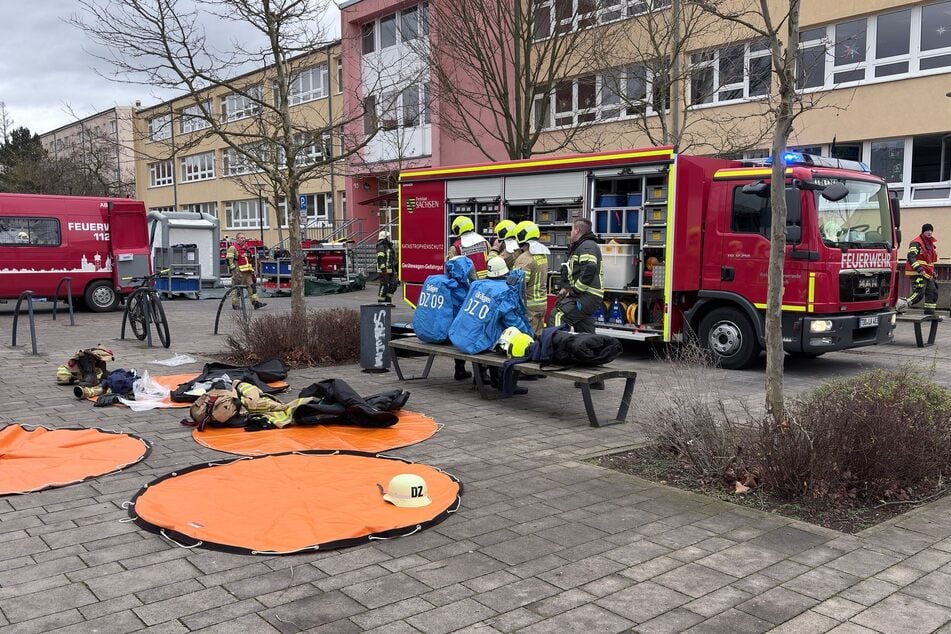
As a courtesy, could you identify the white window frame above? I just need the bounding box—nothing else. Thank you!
[180,151,216,182]
[149,114,171,141]
[149,160,174,187]
[288,65,329,105]
[221,85,262,122]
[534,0,670,37]
[182,202,218,216]
[225,199,269,230]
[689,40,771,106]
[222,146,264,177]
[180,102,211,134]
[335,58,343,94]
[539,64,664,129]
[362,4,429,55]
[278,194,330,228]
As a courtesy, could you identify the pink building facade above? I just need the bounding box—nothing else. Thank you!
[339,0,507,238]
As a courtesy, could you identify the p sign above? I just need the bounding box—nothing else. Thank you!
[299,195,308,211]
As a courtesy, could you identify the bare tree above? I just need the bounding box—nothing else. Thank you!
[420,0,602,160]
[73,0,369,320]
[0,102,12,145]
[692,0,802,426]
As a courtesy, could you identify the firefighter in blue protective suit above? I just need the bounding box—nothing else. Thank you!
[449,256,532,394]
[413,256,475,344]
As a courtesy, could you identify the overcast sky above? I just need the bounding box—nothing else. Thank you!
[0,0,341,136]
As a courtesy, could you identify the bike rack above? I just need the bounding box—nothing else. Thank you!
[120,288,155,348]
[214,285,251,335]
[12,291,38,355]
[52,277,75,326]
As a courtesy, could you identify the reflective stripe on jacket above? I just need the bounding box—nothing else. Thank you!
[514,248,549,310]
[227,243,255,272]
[906,234,937,277]
[565,233,604,299]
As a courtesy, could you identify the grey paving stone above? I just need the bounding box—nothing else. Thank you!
[340,571,433,610]
[259,589,366,633]
[134,579,205,605]
[45,609,144,633]
[402,597,497,634]
[696,543,787,578]
[315,546,392,576]
[407,552,506,589]
[0,609,85,634]
[479,534,562,566]
[485,607,544,631]
[683,607,773,633]
[224,563,324,600]
[812,596,866,620]
[636,607,706,633]
[652,562,737,600]
[876,563,927,586]
[851,592,951,633]
[314,564,390,592]
[760,560,812,583]
[902,570,951,608]
[0,582,97,623]
[462,570,521,593]
[596,581,690,624]
[349,597,435,630]
[84,558,202,601]
[839,577,900,605]
[133,586,235,626]
[767,609,839,634]
[825,623,879,633]
[827,548,903,577]
[903,547,951,572]
[684,585,753,618]
[78,594,143,621]
[536,555,626,590]
[602,539,671,566]
[747,526,830,556]
[518,603,634,633]
[527,587,595,617]
[473,578,561,613]
[863,525,942,556]
[192,612,279,633]
[619,555,684,582]
[783,566,862,601]
[736,586,819,624]
[0,555,86,587]
[419,582,475,607]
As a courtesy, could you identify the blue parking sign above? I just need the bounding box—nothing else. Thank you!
[299,195,308,210]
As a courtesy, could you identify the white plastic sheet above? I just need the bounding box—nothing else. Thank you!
[148,354,197,367]
[118,371,171,411]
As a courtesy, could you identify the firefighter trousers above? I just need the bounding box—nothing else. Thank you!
[231,269,260,306]
[907,275,938,313]
[547,293,600,334]
[378,271,394,302]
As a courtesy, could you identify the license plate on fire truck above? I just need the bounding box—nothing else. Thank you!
[858,316,878,328]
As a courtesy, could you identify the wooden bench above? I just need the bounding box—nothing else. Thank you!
[896,314,943,348]
[388,337,636,428]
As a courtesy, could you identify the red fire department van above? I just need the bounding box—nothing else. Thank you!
[398,146,900,368]
[0,194,152,311]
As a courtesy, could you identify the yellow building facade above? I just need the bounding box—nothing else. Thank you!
[133,43,346,247]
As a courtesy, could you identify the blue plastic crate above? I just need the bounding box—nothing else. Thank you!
[598,194,625,207]
[155,277,200,292]
[260,261,291,276]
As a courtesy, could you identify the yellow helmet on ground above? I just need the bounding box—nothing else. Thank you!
[382,473,432,508]
[494,219,517,240]
[451,216,475,236]
[514,221,540,244]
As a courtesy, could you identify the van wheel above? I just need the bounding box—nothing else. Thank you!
[84,280,119,312]
[699,307,760,369]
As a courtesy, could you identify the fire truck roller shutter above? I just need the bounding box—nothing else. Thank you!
[446,177,502,200]
[503,172,584,202]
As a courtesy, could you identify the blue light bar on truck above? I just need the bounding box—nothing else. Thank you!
[763,152,871,173]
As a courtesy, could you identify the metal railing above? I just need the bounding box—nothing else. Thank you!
[11,291,37,355]
[214,285,251,334]
[52,277,75,326]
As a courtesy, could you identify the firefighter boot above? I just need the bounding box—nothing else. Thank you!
[453,359,472,381]
[253,301,267,309]
[76,354,101,388]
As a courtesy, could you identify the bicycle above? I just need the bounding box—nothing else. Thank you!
[120,270,171,348]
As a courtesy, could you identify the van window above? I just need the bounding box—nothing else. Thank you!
[730,186,802,243]
[0,218,61,246]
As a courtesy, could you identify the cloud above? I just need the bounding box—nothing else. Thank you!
[0,0,340,135]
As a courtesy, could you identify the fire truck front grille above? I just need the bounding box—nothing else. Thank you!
[839,271,891,302]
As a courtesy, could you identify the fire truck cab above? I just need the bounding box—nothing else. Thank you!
[398,147,899,368]
[0,194,151,311]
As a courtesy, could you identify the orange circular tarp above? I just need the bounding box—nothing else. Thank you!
[130,452,462,554]
[0,424,151,495]
[191,410,438,455]
[86,374,289,408]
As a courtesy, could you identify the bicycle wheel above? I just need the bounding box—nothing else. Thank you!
[126,292,148,341]
[150,294,171,348]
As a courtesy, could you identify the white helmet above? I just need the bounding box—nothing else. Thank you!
[379,230,390,241]
[382,473,431,508]
[16,231,28,242]
[485,256,509,279]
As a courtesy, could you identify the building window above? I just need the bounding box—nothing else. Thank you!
[222,146,264,176]
[541,64,664,128]
[183,202,217,216]
[363,4,428,54]
[335,58,343,93]
[362,22,375,54]
[289,132,330,166]
[149,207,174,214]
[400,6,419,41]
[690,40,770,106]
[180,102,211,134]
[363,95,377,134]
[149,114,171,141]
[288,65,329,105]
[180,151,215,182]
[380,13,397,48]
[0,217,61,246]
[149,160,174,187]
[870,139,905,184]
[535,0,669,37]
[221,86,262,122]
[225,199,269,230]
[279,194,329,228]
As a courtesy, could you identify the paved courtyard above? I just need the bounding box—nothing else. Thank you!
[0,288,950,633]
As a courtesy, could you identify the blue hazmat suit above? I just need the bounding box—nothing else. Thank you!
[413,257,475,344]
[448,270,532,354]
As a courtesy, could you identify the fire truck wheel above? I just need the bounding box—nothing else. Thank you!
[84,281,119,312]
[699,307,760,370]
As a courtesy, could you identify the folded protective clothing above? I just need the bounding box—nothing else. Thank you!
[293,379,409,428]
[56,346,114,387]
[448,272,532,354]
[100,369,137,396]
[170,359,289,402]
[414,257,474,344]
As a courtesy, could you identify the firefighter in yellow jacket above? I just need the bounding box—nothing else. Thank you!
[489,219,519,270]
[512,220,550,334]
[226,233,266,309]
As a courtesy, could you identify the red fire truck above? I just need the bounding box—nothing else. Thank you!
[398,146,900,368]
[0,194,151,311]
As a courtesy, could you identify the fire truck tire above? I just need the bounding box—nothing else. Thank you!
[699,307,760,370]
[84,281,119,312]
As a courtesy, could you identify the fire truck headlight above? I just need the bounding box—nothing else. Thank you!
[809,320,834,333]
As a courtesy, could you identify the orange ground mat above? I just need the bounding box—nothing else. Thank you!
[0,424,151,495]
[86,374,289,408]
[130,452,462,554]
[191,410,438,455]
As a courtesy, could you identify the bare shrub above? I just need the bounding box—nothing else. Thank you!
[757,365,951,502]
[640,342,752,482]
[226,308,360,368]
